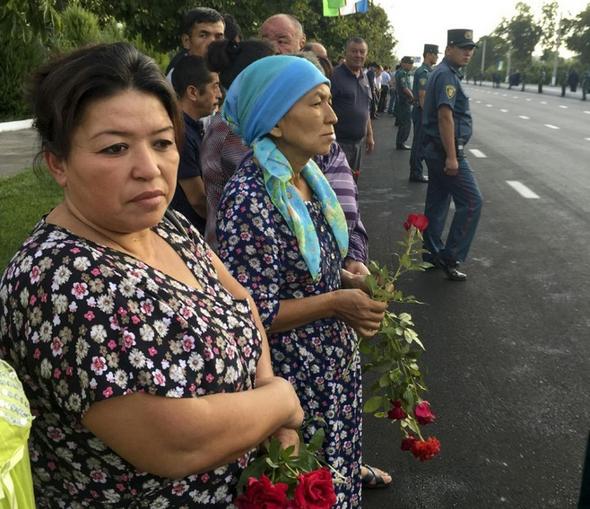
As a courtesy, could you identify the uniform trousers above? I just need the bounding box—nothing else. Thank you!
[423,147,483,264]
[395,103,411,147]
[409,106,426,178]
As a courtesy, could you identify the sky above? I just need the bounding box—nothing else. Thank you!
[375,0,588,60]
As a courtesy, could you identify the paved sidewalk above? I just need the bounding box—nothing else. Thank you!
[468,79,587,100]
[0,128,39,177]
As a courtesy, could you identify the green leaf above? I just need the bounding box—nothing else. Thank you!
[308,428,326,452]
[268,436,281,463]
[364,395,385,413]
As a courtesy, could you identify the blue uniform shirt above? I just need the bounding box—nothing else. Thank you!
[394,68,412,105]
[412,63,432,109]
[422,57,472,144]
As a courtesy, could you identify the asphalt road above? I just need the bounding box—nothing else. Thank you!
[359,86,590,508]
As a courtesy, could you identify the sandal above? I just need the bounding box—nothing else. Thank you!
[361,463,392,489]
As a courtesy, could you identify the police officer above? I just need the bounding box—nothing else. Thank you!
[394,56,414,150]
[421,29,483,281]
[409,44,439,183]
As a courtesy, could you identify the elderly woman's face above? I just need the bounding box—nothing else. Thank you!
[274,83,337,159]
[50,90,179,234]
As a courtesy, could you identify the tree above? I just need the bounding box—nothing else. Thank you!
[495,2,542,69]
[540,1,559,61]
[564,3,590,65]
[465,34,508,79]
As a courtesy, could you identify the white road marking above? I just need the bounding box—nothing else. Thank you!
[512,96,519,99]
[540,101,547,104]
[585,111,590,114]
[518,115,530,120]
[585,137,590,141]
[469,149,487,158]
[500,108,508,113]
[544,124,560,129]
[559,105,568,109]
[506,181,540,199]
[494,92,499,95]
[502,94,507,97]
[486,103,493,107]
[476,100,481,104]
[526,98,532,101]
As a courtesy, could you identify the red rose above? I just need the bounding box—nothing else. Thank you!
[414,401,436,425]
[400,435,417,451]
[410,436,441,461]
[387,400,407,420]
[403,214,429,232]
[293,467,337,509]
[235,475,290,509]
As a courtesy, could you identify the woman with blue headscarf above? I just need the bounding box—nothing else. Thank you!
[217,55,387,506]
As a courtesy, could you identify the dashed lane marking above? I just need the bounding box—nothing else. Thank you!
[512,96,519,99]
[506,180,540,199]
[585,111,590,114]
[502,94,507,97]
[559,105,568,109]
[486,104,493,107]
[585,138,590,141]
[526,98,532,101]
[518,115,530,119]
[476,100,481,104]
[469,149,487,158]
[544,124,560,129]
[541,101,547,104]
[500,109,508,112]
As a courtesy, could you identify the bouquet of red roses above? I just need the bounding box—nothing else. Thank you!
[235,429,340,509]
[361,214,441,461]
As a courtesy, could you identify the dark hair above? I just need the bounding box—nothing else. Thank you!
[28,42,182,168]
[345,37,367,49]
[172,55,213,97]
[317,56,333,78]
[207,39,274,90]
[223,13,242,42]
[181,7,224,36]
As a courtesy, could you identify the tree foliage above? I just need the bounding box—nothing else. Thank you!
[564,3,590,65]
[495,2,542,68]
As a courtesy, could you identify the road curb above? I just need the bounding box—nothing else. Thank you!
[0,119,34,133]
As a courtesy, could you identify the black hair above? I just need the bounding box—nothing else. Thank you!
[28,42,182,168]
[207,39,274,90]
[171,55,213,97]
[223,13,242,42]
[181,7,224,36]
[345,36,367,49]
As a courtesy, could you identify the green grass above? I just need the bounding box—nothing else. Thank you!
[0,169,62,271]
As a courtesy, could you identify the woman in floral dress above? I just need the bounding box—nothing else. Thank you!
[0,43,303,508]
[216,56,387,507]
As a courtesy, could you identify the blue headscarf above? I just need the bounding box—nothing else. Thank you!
[222,55,349,281]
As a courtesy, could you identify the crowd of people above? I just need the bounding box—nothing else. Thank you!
[0,6,483,508]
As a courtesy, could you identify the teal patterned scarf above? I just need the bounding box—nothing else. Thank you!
[222,55,349,280]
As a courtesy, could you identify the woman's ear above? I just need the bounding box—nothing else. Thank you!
[270,126,282,138]
[44,152,68,188]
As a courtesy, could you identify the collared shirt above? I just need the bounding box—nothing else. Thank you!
[170,112,206,233]
[380,71,391,87]
[331,63,371,142]
[412,63,432,109]
[422,57,473,144]
[395,68,412,105]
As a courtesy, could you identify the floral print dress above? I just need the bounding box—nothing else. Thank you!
[0,215,262,508]
[217,158,362,508]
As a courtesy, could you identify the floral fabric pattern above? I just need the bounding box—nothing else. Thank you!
[0,215,262,508]
[217,158,362,508]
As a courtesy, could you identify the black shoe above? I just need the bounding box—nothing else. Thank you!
[435,258,467,281]
[409,175,429,183]
[396,144,411,150]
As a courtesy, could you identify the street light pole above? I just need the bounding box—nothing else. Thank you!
[480,38,487,76]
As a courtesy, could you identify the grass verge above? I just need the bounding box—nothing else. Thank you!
[0,169,62,271]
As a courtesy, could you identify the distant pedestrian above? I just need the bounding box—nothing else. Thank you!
[388,64,400,115]
[378,65,391,112]
[421,28,483,281]
[538,68,546,93]
[409,44,439,183]
[394,56,414,150]
[331,37,375,180]
[568,68,580,92]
